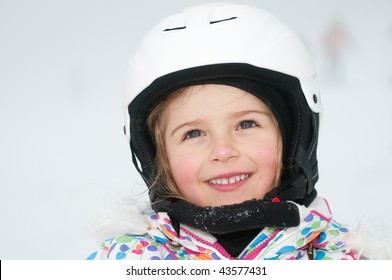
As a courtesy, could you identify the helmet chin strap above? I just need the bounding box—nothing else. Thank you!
[157,198,300,236]
[264,153,318,208]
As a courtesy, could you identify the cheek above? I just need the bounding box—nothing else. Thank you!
[251,138,280,175]
[168,151,200,193]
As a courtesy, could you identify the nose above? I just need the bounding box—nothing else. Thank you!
[208,136,240,163]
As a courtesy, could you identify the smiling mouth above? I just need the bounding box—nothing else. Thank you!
[207,174,250,185]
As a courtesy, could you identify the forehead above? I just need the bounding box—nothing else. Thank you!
[167,84,272,113]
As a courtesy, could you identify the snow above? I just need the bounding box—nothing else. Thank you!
[0,0,391,259]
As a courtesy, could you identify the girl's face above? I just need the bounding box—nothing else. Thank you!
[164,84,281,207]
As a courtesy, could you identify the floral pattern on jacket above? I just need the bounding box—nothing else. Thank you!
[87,197,359,260]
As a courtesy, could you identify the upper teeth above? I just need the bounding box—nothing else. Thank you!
[208,174,249,185]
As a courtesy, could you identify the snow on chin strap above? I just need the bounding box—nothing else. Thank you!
[158,199,300,235]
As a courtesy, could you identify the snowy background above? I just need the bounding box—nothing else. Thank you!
[1,0,391,259]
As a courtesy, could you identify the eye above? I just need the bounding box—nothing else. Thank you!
[238,120,258,130]
[184,129,204,139]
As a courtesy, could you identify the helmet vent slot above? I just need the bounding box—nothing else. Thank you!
[163,26,186,32]
[210,16,237,25]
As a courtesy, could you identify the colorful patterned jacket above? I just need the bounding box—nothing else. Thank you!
[87,197,360,260]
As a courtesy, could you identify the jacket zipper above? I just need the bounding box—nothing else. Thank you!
[307,243,314,260]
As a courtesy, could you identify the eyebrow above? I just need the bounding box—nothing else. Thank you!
[232,109,272,118]
[170,119,203,137]
[169,110,272,137]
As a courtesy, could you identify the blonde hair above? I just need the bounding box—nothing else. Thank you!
[146,88,187,204]
[147,86,283,204]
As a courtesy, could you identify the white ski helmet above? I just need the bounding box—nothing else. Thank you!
[124,2,322,208]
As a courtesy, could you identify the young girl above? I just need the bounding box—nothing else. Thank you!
[87,2,362,260]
